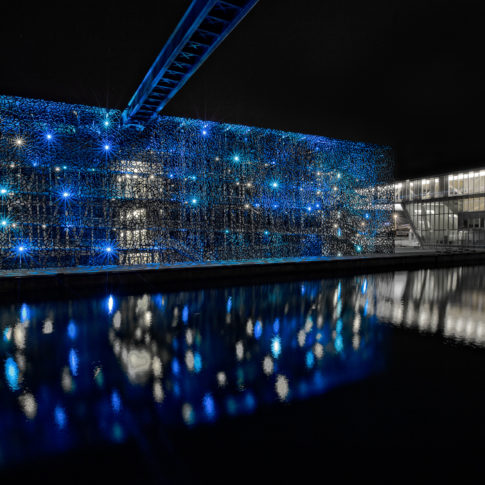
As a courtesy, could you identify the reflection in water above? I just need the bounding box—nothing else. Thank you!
[362,266,485,347]
[0,265,483,468]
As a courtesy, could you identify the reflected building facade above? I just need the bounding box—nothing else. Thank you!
[0,275,387,466]
[354,266,485,347]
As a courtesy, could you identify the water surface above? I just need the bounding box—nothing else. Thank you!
[1,265,484,482]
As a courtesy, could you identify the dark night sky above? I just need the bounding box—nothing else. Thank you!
[0,0,483,179]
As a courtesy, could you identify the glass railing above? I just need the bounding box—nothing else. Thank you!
[395,189,485,201]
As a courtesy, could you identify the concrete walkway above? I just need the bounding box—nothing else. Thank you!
[1,250,485,298]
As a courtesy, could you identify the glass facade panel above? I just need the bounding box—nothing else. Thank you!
[397,168,485,248]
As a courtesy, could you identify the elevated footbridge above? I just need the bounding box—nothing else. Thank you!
[122,0,259,127]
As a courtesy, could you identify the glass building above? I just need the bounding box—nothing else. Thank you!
[392,169,485,248]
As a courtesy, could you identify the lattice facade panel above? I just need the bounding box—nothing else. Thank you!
[0,95,394,269]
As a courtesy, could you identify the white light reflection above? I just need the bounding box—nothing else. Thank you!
[235,340,244,361]
[153,380,164,402]
[182,403,194,425]
[185,329,193,345]
[352,335,360,350]
[297,329,306,347]
[125,349,151,384]
[42,318,53,334]
[263,355,274,375]
[185,350,195,371]
[246,318,253,336]
[217,371,227,387]
[14,324,26,349]
[353,314,361,332]
[275,374,289,401]
[61,366,72,392]
[108,295,114,314]
[19,393,37,419]
[113,311,121,329]
[152,356,163,377]
[314,342,324,359]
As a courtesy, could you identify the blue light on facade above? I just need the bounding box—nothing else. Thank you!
[102,244,118,263]
[0,95,393,270]
[14,244,29,258]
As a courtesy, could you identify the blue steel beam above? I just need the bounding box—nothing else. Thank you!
[122,0,259,127]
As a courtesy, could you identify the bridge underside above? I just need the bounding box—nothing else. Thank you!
[122,0,258,127]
